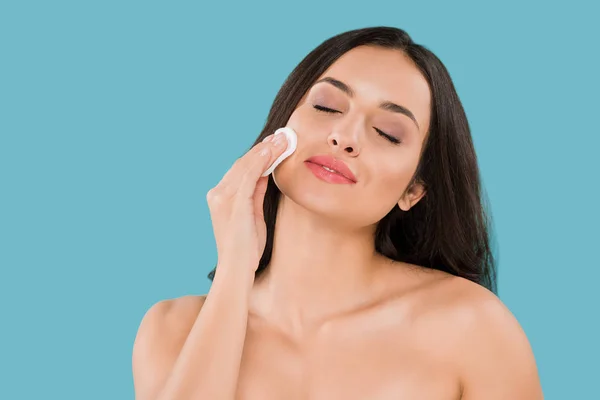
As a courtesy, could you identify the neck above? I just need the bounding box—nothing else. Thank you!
[251,195,389,335]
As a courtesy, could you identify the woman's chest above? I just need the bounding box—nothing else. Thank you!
[235,322,461,400]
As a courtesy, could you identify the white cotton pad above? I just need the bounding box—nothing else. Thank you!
[261,127,297,177]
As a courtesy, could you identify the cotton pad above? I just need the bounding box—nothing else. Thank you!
[261,127,297,177]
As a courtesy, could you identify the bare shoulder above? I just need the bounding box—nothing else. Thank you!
[429,276,544,399]
[134,294,207,349]
[132,294,207,400]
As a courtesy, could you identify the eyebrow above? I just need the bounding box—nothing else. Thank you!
[313,77,420,130]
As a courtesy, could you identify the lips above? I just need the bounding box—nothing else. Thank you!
[305,155,357,182]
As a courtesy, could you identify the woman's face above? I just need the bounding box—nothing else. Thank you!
[273,45,432,228]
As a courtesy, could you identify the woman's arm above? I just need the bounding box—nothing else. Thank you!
[132,264,255,400]
[132,130,290,399]
[456,292,544,399]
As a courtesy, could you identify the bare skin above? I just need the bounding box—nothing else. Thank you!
[132,45,543,399]
[135,261,541,399]
[241,263,482,399]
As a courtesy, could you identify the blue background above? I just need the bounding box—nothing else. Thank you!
[1,1,598,398]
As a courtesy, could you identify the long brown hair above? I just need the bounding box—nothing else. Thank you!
[208,26,498,294]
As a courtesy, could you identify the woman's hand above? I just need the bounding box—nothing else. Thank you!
[206,131,289,274]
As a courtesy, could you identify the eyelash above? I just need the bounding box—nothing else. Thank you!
[312,105,401,144]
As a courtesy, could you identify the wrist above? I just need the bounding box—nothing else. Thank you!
[212,262,256,291]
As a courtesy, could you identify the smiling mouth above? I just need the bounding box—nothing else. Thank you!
[308,161,345,176]
[304,161,356,184]
[320,165,338,173]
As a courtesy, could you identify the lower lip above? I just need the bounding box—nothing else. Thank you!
[304,162,355,184]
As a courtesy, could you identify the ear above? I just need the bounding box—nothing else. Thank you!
[398,180,426,211]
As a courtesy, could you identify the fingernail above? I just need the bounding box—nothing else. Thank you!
[262,134,274,143]
[273,133,286,146]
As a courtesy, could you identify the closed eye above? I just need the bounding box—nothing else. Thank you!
[313,104,341,114]
[312,104,401,144]
[374,128,400,144]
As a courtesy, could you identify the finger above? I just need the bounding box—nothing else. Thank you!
[217,141,272,189]
[219,135,287,194]
[236,135,288,198]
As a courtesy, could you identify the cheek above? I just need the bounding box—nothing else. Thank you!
[285,110,301,127]
[286,107,319,132]
[274,109,317,181]
[284,108,325,154]
[370,159,414,199]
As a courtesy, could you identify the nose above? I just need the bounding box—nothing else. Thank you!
[327,126,361,156]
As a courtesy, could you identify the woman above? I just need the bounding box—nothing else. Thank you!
[132,26,543,399]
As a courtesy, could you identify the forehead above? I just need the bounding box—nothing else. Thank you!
[315,45,431,133]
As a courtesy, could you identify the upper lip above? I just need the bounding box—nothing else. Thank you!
[305,154,357,182]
